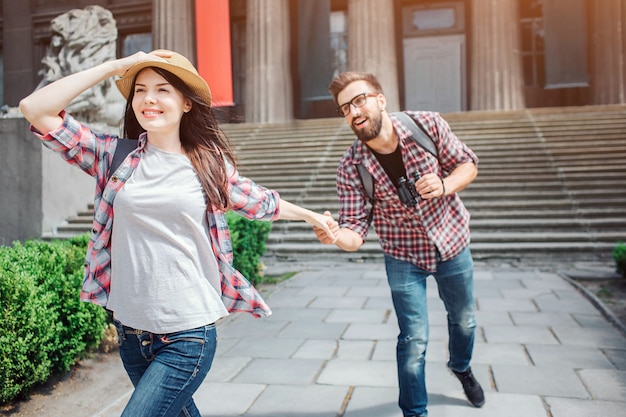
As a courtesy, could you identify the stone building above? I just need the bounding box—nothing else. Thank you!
[1,0,625,123]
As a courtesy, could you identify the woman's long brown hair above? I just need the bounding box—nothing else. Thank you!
[122,67,236,211]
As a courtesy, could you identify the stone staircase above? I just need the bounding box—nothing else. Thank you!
[54,105,626,263]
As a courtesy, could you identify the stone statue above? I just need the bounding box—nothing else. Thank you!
[37,5,125,126]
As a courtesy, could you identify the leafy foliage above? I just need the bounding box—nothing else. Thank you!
[0,236,107,403]
[227,211,272,285]
[612,241,626,278]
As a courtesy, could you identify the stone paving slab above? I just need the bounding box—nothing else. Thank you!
[477,298,539,312]
[244,385,350,417]
[232,358,326,385]
[194,383,266,416]
[551,326,626,349]
[317,359,397,387]
[545,397,626,417]
[343,386,399,417]
[482,324,560,344]
[491,364,590,398]
[221,336,304,358]
[578,369,626,402]
[428,392,549,417]
[509,311,584,327]
[525,344,617,369]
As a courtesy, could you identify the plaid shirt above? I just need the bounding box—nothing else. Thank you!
[337,111,479,272]
[32,112,278,317]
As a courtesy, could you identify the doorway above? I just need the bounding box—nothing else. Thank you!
[403,34,466,113]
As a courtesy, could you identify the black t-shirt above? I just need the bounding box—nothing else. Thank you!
[370,144,406,189]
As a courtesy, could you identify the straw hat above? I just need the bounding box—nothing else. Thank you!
[115,49,212,106]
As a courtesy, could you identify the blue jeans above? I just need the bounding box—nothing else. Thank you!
[384,247,476,417]
[113,321,217,417]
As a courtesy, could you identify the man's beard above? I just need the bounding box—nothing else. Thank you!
[352,113,383,143]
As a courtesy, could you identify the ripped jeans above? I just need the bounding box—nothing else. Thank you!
[113,321,217,417]
[384,247,476,417]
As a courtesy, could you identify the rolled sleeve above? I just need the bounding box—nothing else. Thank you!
[337,156,371,240]
[228,165,280,221]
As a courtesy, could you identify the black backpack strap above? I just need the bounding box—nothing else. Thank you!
[108,138,138,181]
[352,140,375,227]
[392,111,438,157]
[352,139,374,203]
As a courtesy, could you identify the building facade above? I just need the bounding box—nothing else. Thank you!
[2,0,626,123]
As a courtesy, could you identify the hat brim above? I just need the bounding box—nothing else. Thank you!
[115,61,212,106]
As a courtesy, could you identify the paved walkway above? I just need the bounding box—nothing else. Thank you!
[91,259,626,417]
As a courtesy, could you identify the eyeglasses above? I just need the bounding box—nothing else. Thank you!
[336,92,379,117]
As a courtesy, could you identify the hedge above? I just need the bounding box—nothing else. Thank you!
[0,235,108,403]
[227,211,272,285]
[0,214,271,403]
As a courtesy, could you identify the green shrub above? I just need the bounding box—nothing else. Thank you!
[0,236,108,403]
[227,211,272,285]
[612,241,626,278]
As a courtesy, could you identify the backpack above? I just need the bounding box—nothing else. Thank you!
[352,111,438,204]
[107,138,138,181]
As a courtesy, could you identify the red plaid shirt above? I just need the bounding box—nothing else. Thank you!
[337,111,478,272]
[32,112,278,317]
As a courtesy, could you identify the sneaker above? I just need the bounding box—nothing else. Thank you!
[451,367,485,407]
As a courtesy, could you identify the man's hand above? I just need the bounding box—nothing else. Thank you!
[313,211,339,244]
[416,173,445,200]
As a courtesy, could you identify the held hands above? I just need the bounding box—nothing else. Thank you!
[313,211,339,245]
[416,173,445,200]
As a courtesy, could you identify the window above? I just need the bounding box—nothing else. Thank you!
[122,33,152,56]
[519,0,545,87]
[330,11,347,78]
[402,2,465,37]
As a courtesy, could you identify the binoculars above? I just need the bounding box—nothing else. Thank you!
[397,171,421,207]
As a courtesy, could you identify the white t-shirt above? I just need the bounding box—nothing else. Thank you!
[107,143,228,333]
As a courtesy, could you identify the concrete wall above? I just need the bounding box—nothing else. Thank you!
[1,118,42,246]
[0,117,94,246]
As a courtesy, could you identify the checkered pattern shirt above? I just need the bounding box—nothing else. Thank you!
[32,112,278,317]
[337,111,479,272]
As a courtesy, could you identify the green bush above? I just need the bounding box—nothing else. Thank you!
[612,241,626,278]
[0,236,108,403]
[227,211,272,285]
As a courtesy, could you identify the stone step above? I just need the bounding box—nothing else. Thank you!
[262,241,617,261]
[48,106,626,263]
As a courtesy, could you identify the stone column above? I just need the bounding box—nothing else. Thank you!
[590,0,626,104]
[153,0,196,62]
[3,0,34,106]
[347,0,400,112]
[470,0,525,110]
[245,0,293,123]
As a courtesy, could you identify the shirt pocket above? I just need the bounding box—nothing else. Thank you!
[374,186,417,224]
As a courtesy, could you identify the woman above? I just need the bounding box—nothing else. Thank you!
[19,49,338,417]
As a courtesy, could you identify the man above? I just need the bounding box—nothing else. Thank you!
[316,71,483,417]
